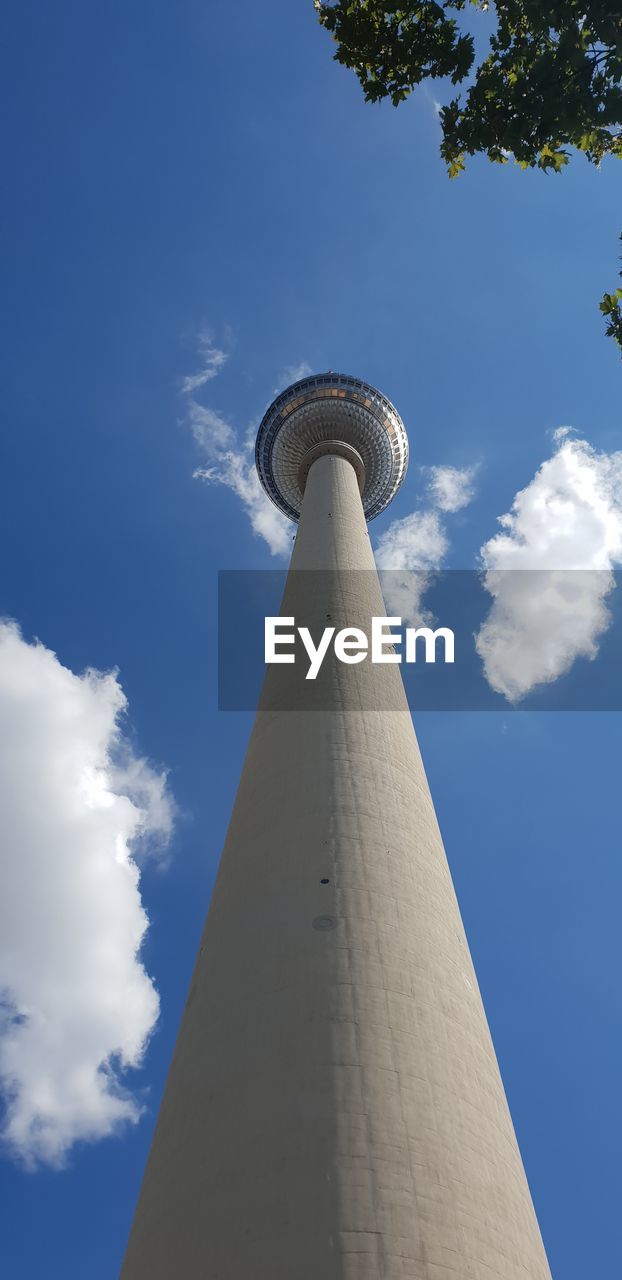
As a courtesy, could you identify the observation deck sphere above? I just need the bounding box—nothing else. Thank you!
[255,371,409,521]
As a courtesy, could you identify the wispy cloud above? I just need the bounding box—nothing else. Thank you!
[0,622,174,1168]
[476,432,622,701]
[182,331,292,556]
[419,85,443,119]
[187,402,236,454]
[376,510,449,625]
[194,445,292,558]
[273,361,313,395]
[179,329,229,395]
[425,463,477,513]
[375,464,477,623]
[375,509,448,571]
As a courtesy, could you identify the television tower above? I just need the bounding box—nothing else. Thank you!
[122,373,552,1278]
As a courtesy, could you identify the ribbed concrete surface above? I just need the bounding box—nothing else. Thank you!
[121,454,552,1279]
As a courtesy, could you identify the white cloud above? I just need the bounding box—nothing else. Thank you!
[375,510,448,625]
[374,462,477,624]
[476,435,622,701]
[376,510,448,572]
[190,409,292,556]
[0,623,174,1168]
[420,86,443,119]
[181,327,293,557]
[179,330,228,395]
[273,361,312,394]
[187,402,236,454]
[425,463,477,513]
[194,449,292,557]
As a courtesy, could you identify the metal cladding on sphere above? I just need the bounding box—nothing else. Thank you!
[255,371,409,521]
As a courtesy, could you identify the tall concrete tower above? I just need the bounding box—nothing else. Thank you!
[122,373,552,1279]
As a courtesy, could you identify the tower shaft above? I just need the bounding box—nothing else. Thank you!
[122,452,551,1279]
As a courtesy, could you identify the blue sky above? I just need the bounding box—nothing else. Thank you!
[0,2,621,1276]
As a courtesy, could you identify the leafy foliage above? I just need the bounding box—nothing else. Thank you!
[600,236,622,351]
[316,2,622,170]
[316,1,622,350]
